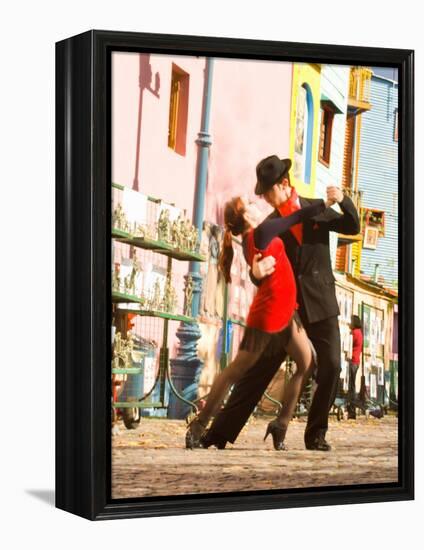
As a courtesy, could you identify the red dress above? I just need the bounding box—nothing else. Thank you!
[244,229,297,333]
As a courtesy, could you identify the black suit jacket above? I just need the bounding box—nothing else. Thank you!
[252,195,360,324]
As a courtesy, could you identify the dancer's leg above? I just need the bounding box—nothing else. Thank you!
[303,316,341,445]
[347,362,359,419]
[197,350,262,426]
[275,323,315,427]
[205,351,286,444]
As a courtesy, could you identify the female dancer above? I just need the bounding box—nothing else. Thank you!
[186,195,330,450]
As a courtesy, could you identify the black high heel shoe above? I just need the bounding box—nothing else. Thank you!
[264,420,287,451]
[185,417,207,449]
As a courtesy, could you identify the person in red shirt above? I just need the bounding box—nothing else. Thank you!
[186,194,331,450]
[347,315,363,419]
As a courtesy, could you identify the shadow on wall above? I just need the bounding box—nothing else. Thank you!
[133,54,161,191]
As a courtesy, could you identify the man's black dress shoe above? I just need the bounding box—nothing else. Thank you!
[199,431,227,449]
[305,434,332,451]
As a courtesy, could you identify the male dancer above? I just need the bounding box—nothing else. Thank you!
[203,155,360,451]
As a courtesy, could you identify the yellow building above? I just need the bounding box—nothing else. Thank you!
[289,63,321,198]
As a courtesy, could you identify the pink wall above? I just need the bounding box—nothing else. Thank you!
[112,52,293,222]
[112,52,205,219]
[207,57,293,223]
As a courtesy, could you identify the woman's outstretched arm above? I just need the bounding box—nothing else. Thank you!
[254,200,326,249]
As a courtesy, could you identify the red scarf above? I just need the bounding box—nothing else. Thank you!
[278,187,303,245]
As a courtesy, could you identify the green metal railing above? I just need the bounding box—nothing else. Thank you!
[111,184,207,418]
[112,255,202,415]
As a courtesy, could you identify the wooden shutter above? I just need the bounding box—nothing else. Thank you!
[336,244,348,273]
[168,76,181,150]
[342,115,355,190]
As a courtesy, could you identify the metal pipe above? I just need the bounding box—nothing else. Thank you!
[168,58,214,418]
[189,57,214,313]
[219,284,229,371]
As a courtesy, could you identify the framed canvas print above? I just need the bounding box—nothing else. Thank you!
[56,30,414,520]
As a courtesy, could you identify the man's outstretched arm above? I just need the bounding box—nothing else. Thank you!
[324,186,360,235]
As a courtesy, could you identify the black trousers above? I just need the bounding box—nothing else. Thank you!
[347,362,359,418]
[206,315,341,445]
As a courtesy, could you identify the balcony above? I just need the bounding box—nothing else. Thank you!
[347,67,373,114]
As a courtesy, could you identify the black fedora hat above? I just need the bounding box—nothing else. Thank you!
[255,156,292,195]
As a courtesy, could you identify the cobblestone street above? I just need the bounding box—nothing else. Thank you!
[111,415,398,499]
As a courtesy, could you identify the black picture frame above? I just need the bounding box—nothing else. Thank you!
[55,30,414,521]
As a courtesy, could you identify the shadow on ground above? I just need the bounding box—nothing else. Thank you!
[26,489,55,507]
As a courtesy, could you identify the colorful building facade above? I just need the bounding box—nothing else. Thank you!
[335,66,373,276]
[357,73,399,289]
[315,65,350,199]
[315,65,351,265]
[111,54,399,419]
[333,68,398,406]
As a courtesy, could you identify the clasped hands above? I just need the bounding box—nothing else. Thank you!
[325,185,344,207]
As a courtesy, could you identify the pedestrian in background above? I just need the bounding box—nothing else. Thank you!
[347,315,363,419]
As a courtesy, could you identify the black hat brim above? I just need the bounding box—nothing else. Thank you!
[254,158,292,195]
[254,180,267,195]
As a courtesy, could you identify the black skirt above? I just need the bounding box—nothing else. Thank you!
[239,311,303,359]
